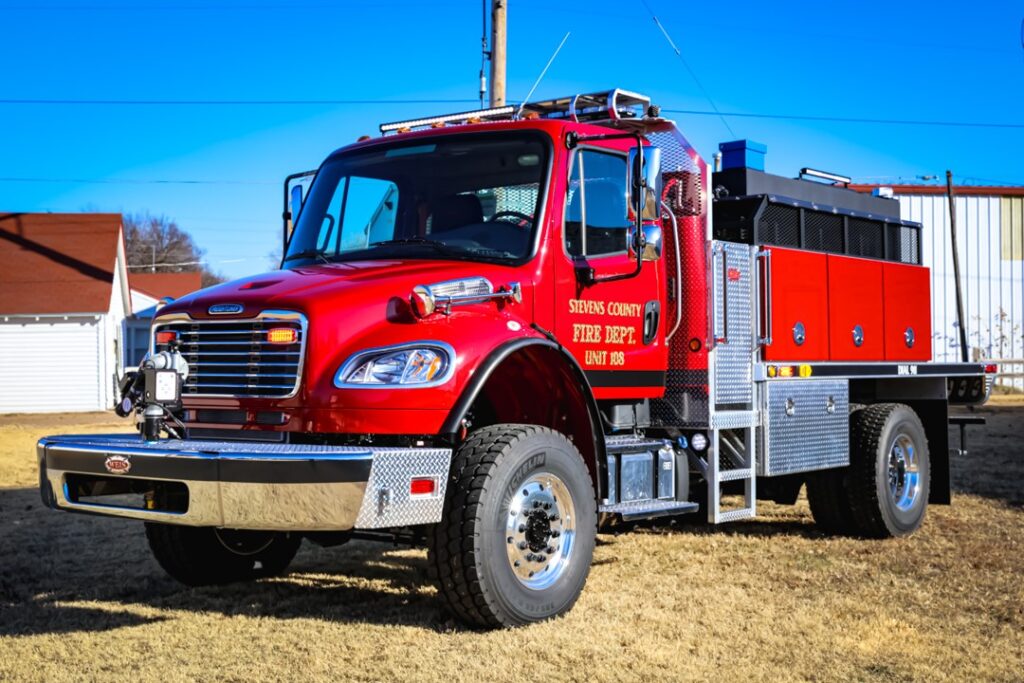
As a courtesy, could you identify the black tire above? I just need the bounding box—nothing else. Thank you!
[144,524,302,586]
[428,424,597,628]
[846,403,931,538]
[806,468,855,534]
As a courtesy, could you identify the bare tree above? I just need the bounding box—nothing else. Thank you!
[123,213,224,287]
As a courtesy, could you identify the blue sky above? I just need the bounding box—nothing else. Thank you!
[1,0,1021,280]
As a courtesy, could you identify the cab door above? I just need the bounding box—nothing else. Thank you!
[553,145,667,399]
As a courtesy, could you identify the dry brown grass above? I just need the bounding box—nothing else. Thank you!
[1,408,1022,682]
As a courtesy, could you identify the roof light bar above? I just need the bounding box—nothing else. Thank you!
[379,105,516,133]
[800,168,852,186]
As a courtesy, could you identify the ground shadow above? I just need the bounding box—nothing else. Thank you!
[0,486,463,637]
[947,405,1024,508]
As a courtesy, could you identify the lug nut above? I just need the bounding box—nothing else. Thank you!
[543,502,551,510]
[546,546,556,554]
[522,489,528,496]
[551,530,560,538]
[518,541,528,550]
[507,536,513,544]
[529,571,535,577]
[514,560,520,568]
[549,513,559,521]
[533,501,541,508]
[518,524,526,533]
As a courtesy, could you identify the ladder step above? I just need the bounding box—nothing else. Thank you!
[718,468,755,482]
[711,410,760,429]
[599,499,699,522]
[715,507,756,523]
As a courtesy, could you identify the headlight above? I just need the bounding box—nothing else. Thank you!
[335,342,455,388]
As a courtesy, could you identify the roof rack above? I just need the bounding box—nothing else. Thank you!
[378,88,658,135]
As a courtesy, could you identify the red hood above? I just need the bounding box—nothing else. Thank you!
[160,259,529,320]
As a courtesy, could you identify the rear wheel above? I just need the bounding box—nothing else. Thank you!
[145,524,302,586]
[846,403,930,538]
[428,424,597,628]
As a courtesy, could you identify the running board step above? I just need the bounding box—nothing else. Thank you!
[599,499,699,521]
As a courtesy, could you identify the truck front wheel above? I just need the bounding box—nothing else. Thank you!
[144,524,301,586]
[429,424,597,628]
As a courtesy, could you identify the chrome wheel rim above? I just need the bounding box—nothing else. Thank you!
[888,433,920,511]
[505,471,576,590]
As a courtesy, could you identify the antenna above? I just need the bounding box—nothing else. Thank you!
[516,31,570,118]
[479,0,488,107]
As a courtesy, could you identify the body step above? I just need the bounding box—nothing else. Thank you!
[599,499,699,521]
[604,435,669,454]
[714,507,756,523]
[710,410,760,430]
[718,468,754,482]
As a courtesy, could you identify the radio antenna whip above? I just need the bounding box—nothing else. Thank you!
[516,31,570,118]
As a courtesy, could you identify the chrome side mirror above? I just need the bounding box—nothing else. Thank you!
[628,223,663,262]
[627,146,662,222]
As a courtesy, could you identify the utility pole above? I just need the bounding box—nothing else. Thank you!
[946,170,969,362]
[489,0,506,107]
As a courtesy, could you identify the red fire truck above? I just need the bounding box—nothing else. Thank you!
[37,89,992,628]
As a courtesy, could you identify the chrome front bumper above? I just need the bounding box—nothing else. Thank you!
[37,434,451,531]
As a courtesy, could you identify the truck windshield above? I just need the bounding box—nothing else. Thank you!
[284,132,550,267]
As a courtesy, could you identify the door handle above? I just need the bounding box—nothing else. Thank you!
[642,300,660,346]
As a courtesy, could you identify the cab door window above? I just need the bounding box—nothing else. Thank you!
[564,150,630,258]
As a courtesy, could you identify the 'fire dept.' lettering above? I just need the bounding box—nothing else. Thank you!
[568,298,642,367]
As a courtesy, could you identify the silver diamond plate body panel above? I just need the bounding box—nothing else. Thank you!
[712,241,756,406]
[760,380,849,476]
[355,448,452,529]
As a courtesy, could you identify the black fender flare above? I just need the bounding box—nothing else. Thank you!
[440,337,607,488]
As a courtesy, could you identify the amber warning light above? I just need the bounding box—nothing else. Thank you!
[267,328,298,344]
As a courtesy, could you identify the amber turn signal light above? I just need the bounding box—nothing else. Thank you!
[267,328,298,344]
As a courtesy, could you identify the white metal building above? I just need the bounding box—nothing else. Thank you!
[0,213,132,413]
[859,186,1024,388]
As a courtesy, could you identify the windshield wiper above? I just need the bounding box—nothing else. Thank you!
[282,249,332,264]
[368,238,462,256]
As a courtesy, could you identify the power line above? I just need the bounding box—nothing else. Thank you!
[0,177,276,185]
[662,109,1024,130]
[0,98,480,106]
[637,0,735,138]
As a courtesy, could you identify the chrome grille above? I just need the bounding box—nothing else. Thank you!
[152,310,306,398]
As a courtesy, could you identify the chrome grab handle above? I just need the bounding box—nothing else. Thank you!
[757,248,773,346]
[713,244,729,345]
[662,200,683,342]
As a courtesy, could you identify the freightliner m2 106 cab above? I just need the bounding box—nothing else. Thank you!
[37,90,993,628]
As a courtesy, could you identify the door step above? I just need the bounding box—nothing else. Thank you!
[599,499,699,521]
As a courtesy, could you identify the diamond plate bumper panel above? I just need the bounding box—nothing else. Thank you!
[354,448,452,529]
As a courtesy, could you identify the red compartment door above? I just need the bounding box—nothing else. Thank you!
[763,247,829,361]
[883,263,932,361]
[827,255,884,360]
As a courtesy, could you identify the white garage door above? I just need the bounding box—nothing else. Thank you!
[0,317,103,413]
